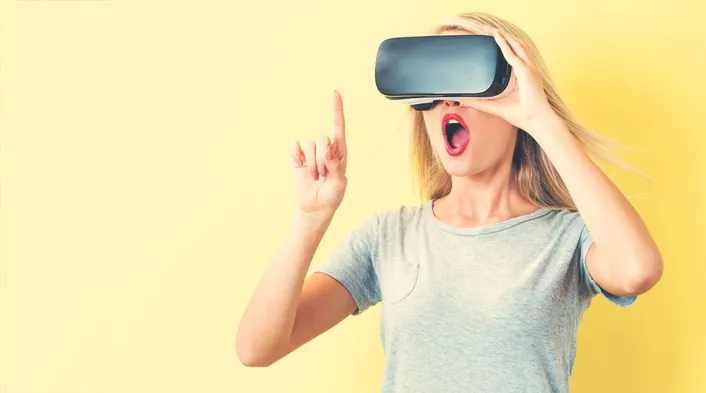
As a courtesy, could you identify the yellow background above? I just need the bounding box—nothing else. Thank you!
[1,0,704,392]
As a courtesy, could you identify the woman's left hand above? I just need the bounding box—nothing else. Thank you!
[460,30,559,135]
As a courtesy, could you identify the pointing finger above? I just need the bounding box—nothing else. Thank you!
[332,91,346,152]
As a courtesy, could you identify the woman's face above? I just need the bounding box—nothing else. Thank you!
[421,100,518,178]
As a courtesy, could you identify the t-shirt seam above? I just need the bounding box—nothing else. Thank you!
[432,209,555,236]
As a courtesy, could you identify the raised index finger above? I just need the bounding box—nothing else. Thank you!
[332,90,346,147]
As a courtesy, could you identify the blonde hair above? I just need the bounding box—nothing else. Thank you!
[412,12,634,211]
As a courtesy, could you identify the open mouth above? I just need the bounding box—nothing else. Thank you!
[442,113,470,156]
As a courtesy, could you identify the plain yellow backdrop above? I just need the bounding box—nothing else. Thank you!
[1,0,704,392]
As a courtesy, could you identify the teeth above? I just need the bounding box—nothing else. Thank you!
[448,119,460,125]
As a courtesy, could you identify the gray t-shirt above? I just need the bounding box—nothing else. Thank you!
[316,200,636,393]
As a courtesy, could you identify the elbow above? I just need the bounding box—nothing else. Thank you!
[621,253,664,296]
[237,353,273,368]
[235,332,279,368]
[236,341,273,368]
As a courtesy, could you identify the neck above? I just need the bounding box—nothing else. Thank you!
[438,162,537,224]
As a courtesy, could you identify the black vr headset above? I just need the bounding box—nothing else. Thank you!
[374,34,512,111]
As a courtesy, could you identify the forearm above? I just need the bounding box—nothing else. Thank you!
[236,211,334,362]
[529,115,663,289]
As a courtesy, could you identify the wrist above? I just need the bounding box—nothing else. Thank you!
[523,111,570,145]
[525,112,591,181]
[292,209,335,233]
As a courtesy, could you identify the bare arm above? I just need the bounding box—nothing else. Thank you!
[461,31,663,298]
[236,213,356,367]
[236,91,355,367]
[531,115,663,297]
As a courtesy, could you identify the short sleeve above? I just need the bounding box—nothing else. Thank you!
[578,224,637,307]
[315,213,382,315]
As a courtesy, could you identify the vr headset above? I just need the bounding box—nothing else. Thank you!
[374,34,512,110]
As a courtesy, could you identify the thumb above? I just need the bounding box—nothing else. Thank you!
[324,142,347,188]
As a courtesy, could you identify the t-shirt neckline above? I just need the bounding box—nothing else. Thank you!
[424,199,552,236]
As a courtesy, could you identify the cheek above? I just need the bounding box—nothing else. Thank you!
[422,115,442,140]
[471,126,517,158]
[422,111,437,127]
[471,115,514,140]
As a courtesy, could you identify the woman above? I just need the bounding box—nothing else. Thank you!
[236,11,664,393]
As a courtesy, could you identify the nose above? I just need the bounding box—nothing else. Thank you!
[442,100,461,107]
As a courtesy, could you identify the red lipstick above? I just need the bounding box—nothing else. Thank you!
[442,113,470,157]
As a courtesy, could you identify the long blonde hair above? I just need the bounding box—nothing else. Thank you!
[412,12,632,211]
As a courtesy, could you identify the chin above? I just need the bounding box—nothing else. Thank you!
[440,157,486,178]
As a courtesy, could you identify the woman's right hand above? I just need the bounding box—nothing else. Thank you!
[289,91,348,218]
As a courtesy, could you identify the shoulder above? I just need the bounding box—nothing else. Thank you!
[368,201,429,230]
[533,207,589,233]
[346,202,428,242]
[478,207,592,251]
[529,208,594,256]
[357,203,590,241]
